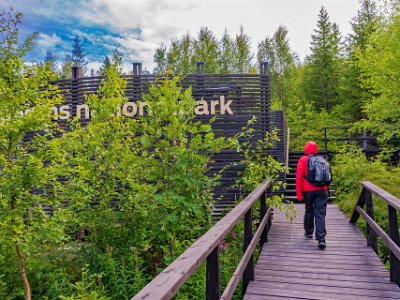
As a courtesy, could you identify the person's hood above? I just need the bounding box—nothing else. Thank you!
[304,141,318,155]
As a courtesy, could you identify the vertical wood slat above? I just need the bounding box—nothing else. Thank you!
[365,190,378,254]
[259,191,268,247]
[388,205,400,286]
[242,208,254,296]
[350,188,365,223]
[206,247,220,300]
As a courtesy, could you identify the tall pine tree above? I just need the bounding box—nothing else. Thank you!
[302,6,343,111]
[71,35,88,75]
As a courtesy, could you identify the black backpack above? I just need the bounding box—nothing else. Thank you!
[306,154,332,186]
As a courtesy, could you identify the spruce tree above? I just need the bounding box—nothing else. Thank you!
[98,55,111,76]
[43,50,58,73]
[341,0,380,121]
[71,35,88,75]
[303,6,343,111]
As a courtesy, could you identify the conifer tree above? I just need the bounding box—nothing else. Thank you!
[303,6,343,111]
[43,50,58,73]
[258,25,295,107]
[60,54,72,79]
[165,34,195,75]
[98,55,111,76]
[71,35,88,75]
[193,27,219,73]
[233,25,254,73]
[218,28,234,74]
[341,0,380,120]
[154,43,167,74]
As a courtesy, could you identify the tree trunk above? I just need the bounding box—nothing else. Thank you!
[15,242,31,300]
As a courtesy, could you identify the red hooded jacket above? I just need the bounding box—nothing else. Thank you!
[296,141,328,201]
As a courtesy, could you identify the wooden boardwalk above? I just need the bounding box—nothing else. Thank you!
[244,203,400,300]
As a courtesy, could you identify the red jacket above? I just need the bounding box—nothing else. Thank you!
[296,141,328,201]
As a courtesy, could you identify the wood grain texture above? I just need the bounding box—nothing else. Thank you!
[244,203,400,300]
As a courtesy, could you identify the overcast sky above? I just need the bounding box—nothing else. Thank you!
[4,0,361,73]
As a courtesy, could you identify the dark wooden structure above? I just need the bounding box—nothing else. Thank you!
[133,180,273,300]
[50,63,272,216]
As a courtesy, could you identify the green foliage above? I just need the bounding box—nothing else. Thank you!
[71,35,88,74]
[332,149,400,264]
[285,102,346,150]
[355,11,400,146]
[0,8,65,299]
[193,27,219,73]
[232,25,254,74]
[302,6,343,112]
[155,26,256,75]
[235,117,295,220]
[257,25,296,108]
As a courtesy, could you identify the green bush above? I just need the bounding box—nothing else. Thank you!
[332,148,400,265]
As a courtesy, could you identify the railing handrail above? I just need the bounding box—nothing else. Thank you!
[133,179,272,300]
[350,181,400,286]
[361,181,400,211]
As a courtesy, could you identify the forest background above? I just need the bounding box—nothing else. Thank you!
[1,0,400,299]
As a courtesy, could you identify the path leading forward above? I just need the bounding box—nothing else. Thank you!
[244,203,400,300]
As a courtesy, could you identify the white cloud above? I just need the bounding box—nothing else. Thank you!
[87,61,103,73]
[72,0,360,70]
[37,32,63,49]
[13,0,362,71]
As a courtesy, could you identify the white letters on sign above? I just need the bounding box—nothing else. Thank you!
[50,95,234,120]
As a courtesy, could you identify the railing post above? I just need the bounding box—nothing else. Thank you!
[363,128,367,151]
[242,208,254,296]
[365,190,378,253]
[388,205,400,286]
[132,62,142,101]
[324,127,328,159]
[259,192,267,247]
[259,61,269,138]
[285,127,290,173]
[197,61,205,75]
[206,247,220,300]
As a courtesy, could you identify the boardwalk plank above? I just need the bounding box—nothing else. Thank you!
[244,203,400,299]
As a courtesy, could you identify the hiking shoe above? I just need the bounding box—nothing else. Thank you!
[304,233,313,239]
[318,240,326,249]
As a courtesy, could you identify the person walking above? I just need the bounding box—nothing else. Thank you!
[296,141,329,249]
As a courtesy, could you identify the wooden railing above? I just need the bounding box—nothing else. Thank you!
[350,181,400,286]
[132,180,273,300]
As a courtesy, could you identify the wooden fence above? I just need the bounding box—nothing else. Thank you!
[45,63,272,212]
[350,181,400,286]
[132,179,273,299]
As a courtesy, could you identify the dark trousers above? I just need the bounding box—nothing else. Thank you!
[303,190,328,241]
